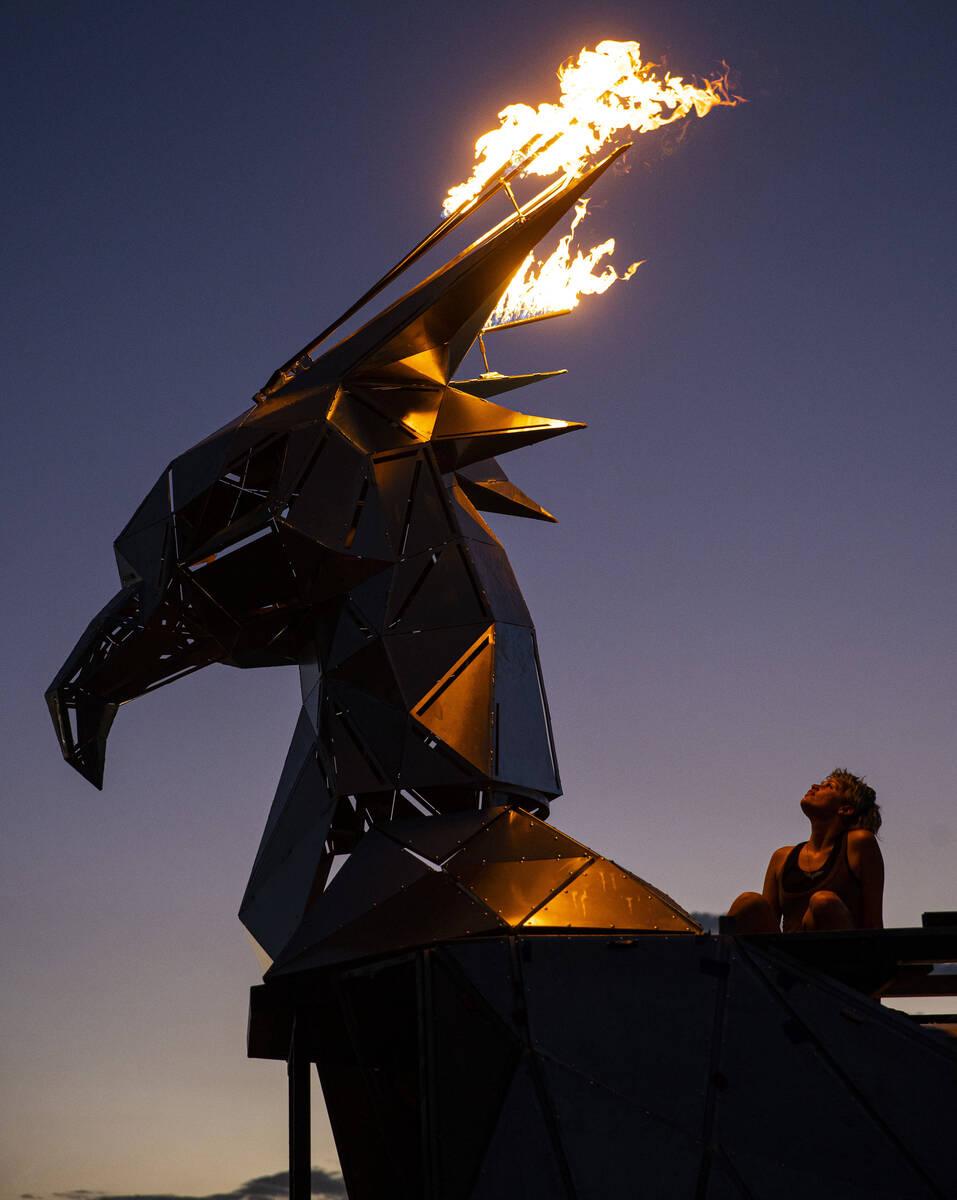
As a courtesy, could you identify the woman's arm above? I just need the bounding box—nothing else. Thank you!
[761,846,790,929]
[848,830,884,929]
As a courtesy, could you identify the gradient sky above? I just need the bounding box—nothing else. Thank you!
[3,1,956,1196]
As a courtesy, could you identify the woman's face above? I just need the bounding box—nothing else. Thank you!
[801,776,851,819]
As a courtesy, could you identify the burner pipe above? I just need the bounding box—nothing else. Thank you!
[256,133,562,400]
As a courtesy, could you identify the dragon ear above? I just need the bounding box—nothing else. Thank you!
[294,147,627,393]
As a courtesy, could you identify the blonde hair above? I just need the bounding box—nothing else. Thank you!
[830,767,881,834]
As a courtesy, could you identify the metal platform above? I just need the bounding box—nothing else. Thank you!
[249,919,957,1200]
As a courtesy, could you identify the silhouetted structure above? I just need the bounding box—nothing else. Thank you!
[46,150,631,962]
[49,148,957,1199]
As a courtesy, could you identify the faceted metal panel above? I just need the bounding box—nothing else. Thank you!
[397,456,456,559]
[239,710,337,958]
[273,830,430,969]
[113,516,172,611]
[442,939,523,1032]
[524,857,699,930]
[237,791,332,964]
[539,1056,704,1200]
[241,726,330,882]
[330,957,425,1200]
[429,953,522,1199]
[168,431,233,510]
[739,942,957,1197]
[397,726,479,789]
[325,602,383,672]
[411,628,494,773]
[369,451,424,549]
[470,1059,570,1200]
[379,810,501,864]
[519,936,717,1130]
[450,856,591,924]
[262,810,700,973]
[329,386,425,453]
[278,423,332,495]
[465,541,532,626]
[273,870,508,974]
[339,473,393,560]
[277,933,957,1200]
[327,640,404,706]
[325,686,408,784]
[116,471,171,537]
[285,432,368,550]
[451,808,588,865]
[276,524,390,607]
[386,546,489,632]
[445,485,501,547]
[493,623,559,796]
[384,625,490,709]
[325,709,388,795]
[716,945,936,1198]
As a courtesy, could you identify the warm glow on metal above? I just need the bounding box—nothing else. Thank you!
[443,39,738,327]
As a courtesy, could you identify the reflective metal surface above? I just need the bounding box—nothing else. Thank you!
[267,808,700,975]
[251,933,957,1200]
[47,156,627,962]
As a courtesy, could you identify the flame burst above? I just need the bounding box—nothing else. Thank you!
[488,199,642,325]
[443,39,738,327]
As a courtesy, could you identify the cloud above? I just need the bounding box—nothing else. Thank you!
[29,1167,346,1200]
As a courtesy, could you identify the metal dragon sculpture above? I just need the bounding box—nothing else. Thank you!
[46,139,957,1200]
[47,148,686,968]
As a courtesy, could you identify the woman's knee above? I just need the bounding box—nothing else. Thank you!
[728,891,764,915]
[727,892,778,933]
[804,890,852,930]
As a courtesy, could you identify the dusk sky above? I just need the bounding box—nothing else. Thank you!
[3,1,956,1196]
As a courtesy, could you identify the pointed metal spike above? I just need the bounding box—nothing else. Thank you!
[432,385,583,442]
[277,146,630,398]
[451,371,567,400]
[455,476,558,523]
[432,420,585,473]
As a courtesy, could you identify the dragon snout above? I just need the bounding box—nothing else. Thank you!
[45,683,118,790]
[45,584,142,789]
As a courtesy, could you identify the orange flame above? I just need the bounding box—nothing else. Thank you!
[488,199,642,325]
[443,40,739,327]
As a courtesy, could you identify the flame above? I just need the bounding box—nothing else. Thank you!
[443,39,739,327]
[488,199,642,326]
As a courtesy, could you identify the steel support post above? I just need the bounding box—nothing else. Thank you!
[288,1013,311,1200]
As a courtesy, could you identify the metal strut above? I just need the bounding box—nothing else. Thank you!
[256,132,563,401]
[288,1013,311,1200]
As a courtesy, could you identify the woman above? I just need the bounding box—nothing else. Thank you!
[727,768,884,933]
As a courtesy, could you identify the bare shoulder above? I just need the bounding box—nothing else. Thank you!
[767,845,793,873]
[847,829,884,862]
[847,829,877,844]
